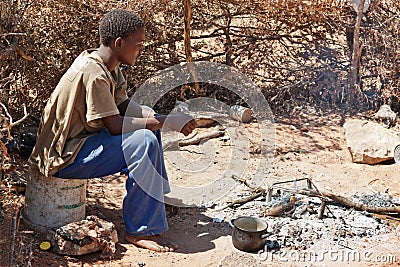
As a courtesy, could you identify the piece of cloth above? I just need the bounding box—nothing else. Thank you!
[55,129,170,236]
[29,50,128,177]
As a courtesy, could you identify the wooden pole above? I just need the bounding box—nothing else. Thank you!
[183,0,199,96]
[183,0,193,63]
[222,5,233,66]
[348,0,366,106]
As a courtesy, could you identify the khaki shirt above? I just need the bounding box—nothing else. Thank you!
[29,50,128,176]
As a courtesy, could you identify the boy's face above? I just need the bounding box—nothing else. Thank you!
[116,27,145,66]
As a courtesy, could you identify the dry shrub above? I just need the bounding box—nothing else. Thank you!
[0,0,400,122]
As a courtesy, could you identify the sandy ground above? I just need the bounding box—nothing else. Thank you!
[2,107,400,267]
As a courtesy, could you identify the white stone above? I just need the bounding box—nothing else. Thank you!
[348,0,370,13]
[343,119,400,164]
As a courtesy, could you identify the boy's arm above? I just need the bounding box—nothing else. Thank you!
[117,99,155,118]
[101,114,164,135]
[102,107,196,136]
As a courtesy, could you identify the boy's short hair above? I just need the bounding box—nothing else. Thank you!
[99,9,144,46]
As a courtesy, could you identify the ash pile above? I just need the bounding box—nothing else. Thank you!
[220,178,399,251]
[262,192,391,250]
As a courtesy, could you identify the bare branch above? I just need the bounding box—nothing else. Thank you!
[0,33,27,37]
[0,102,13,124]
[0,103,29,133]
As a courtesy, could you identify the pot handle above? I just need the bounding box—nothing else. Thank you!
[229,219,235,228]
[260,232,272,240]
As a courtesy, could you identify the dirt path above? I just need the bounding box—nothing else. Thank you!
[3,109,400,266]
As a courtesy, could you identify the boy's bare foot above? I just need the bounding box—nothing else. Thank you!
[125,234,178,252]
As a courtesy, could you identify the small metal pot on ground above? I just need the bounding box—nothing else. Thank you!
[231,216,270,253]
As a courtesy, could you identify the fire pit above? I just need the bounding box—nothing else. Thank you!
[215,177,398,252]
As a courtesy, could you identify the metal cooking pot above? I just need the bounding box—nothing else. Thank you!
[230,216,270,253]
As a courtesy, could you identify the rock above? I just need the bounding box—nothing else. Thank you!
[374,104,397,128]
[300,126,309,132]
[347,0,370,13]
[174,101,190,113]
[47,215,118,259]
[343,119,400,164]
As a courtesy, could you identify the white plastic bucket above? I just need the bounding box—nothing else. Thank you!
[23,167,87,232]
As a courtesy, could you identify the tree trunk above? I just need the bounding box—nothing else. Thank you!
[348,0,366,107]
[183,0,199,96]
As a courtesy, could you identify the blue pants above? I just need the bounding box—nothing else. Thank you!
[55,129,170,236]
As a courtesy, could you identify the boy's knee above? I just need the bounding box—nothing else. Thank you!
[142,129,158,146]
[141,105,154,114]
[124,129,159,150]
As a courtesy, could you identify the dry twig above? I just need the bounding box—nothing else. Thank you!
[10,196,23,266]
[215,175,266,211]
[0,102,29,133]
[216,191,265,211]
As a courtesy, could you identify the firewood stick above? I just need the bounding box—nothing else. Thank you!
[179,130,224,146]
[274,186,399,215]
[163,128,225,149]
[308,189,400,214]
[231,174,265,193]
[216,185,400,215]
[215,191,264,211]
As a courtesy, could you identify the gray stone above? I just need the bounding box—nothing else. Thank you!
[374,104,397,128]
[343,119,400,164]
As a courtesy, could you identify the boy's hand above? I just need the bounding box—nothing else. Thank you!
[163,113,197,136]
